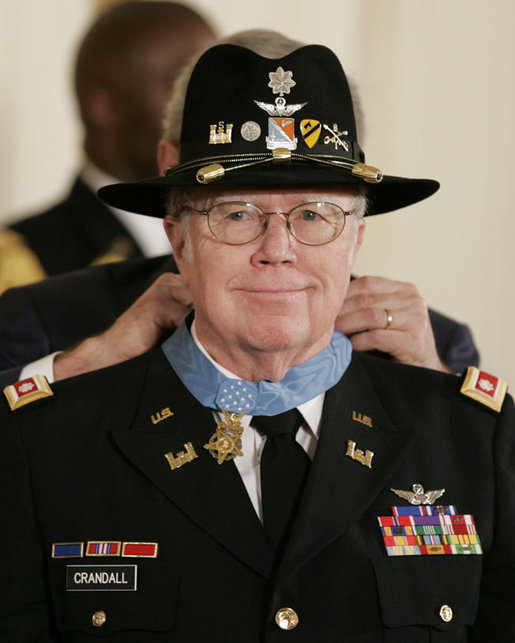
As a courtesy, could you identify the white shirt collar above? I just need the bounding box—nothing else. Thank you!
[190,320,324,443]
[80,161,171,258]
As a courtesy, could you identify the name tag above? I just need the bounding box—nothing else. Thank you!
[66,565,137,591]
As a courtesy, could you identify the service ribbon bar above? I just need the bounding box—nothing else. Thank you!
[378,505,482,556]
[392,505,457,516]
[121,542,159,558]
[86,541,121,557]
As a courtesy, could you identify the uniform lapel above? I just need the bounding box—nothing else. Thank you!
[111,348,274,579]
[279,353,415,575]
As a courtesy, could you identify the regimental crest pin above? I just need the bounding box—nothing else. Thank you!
[300,119,321,148]
[254,66,307,151]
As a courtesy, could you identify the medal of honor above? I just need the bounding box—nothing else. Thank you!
[204,409,246,464]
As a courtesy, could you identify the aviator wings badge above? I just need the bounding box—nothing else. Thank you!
[391,483,445,505]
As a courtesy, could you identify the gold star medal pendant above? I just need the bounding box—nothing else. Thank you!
[204,409,246,464]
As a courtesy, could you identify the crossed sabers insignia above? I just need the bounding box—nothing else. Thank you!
[323,123,349,151]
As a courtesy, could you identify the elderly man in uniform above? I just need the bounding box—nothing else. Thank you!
[0,31,478,391]
[1,37,513,641]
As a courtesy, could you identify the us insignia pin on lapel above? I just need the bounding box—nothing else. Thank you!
[151,407,174,425]
[4,375,53,411]
[204,408,245,464]
[352,410,373,427]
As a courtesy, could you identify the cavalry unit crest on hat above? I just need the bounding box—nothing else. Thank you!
[99,43,440,218]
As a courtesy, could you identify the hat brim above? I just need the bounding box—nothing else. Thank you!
[99,163,439,218]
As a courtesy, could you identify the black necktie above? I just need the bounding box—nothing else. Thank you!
[253,409,310,551]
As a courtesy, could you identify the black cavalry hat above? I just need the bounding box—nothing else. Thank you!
[99,43,439,217]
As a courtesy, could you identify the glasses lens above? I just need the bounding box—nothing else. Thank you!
[288,202,346,245]
[207,202,263,244]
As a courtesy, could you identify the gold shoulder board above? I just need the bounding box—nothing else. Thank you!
[460,366,508,413]
[3,375,54,411]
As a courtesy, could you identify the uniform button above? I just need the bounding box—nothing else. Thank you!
[439,604,453,623]
[92,610,107,627]
[275,607,299,630]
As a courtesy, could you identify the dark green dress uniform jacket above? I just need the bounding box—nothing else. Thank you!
[1,349,513,641]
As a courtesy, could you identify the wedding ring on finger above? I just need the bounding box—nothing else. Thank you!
[384,308,393,330]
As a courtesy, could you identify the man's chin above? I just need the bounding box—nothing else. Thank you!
[243,321,313,357]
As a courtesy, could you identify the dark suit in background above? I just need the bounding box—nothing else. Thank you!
[0,349,512,640]
[8,177,143,277]
[0,255,479,388]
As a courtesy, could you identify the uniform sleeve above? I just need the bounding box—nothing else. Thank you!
[0,285,50,370]
[428,308,480,372]
[471,395,515,640]
[0,408,57,640]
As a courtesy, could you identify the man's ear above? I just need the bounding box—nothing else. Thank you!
[356,218,365,250]
[157,140,179,176]
[163,216,189,283]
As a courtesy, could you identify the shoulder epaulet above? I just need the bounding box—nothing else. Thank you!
[3,375,54,411]
[460,366,508,413]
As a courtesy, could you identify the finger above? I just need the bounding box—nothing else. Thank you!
[336,306,412,335]
[347,275,411,297]
[342,277,419,315]
[150,273,193,307]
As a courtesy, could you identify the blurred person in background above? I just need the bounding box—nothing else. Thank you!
[2,1,215,284]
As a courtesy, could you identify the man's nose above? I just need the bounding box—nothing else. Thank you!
[252,213,297,265]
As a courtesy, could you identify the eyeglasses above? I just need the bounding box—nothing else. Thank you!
[181,201,352,246]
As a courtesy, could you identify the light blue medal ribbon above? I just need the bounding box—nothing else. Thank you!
[161,322,352,416]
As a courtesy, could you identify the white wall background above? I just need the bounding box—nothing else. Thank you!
[1,0,514,384]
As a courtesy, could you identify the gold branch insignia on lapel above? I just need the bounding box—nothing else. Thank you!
[151,407,174,425]
[204,409,245,464]
[346,440,374,468]
[352,411,373,427]
[164,442,198,470]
